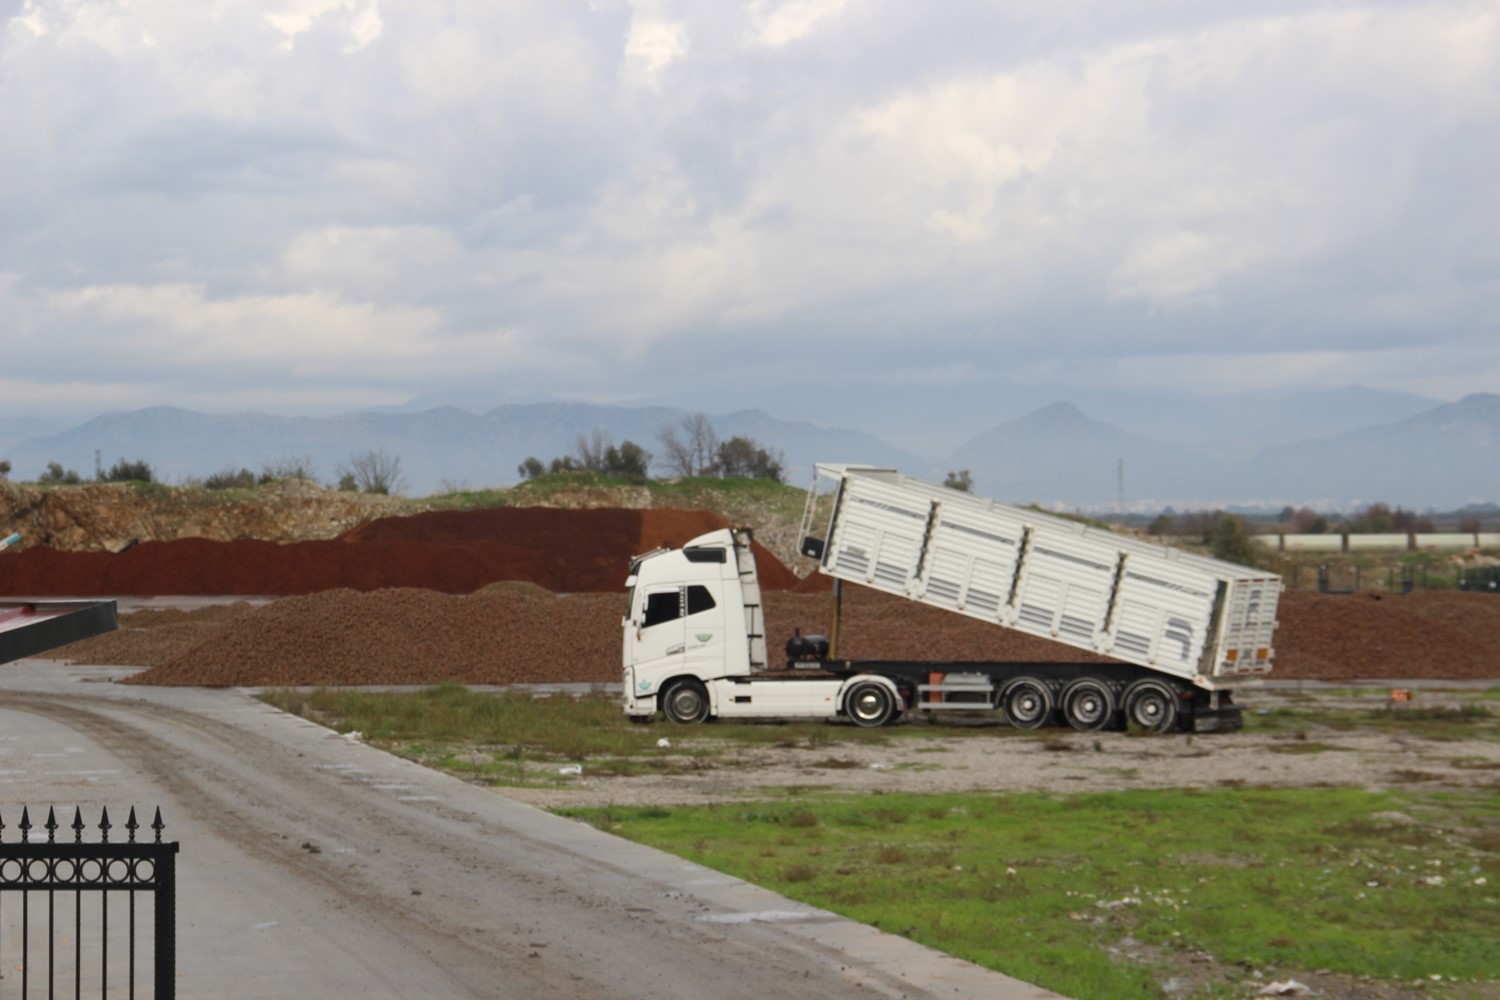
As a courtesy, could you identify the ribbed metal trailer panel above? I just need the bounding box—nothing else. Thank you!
[804,465,1280,686]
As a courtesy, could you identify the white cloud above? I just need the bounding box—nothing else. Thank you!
[2,0,1498,425]
[623,16,687,89]
[751,0,852,47]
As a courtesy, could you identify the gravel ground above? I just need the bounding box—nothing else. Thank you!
[495,686,1500,809]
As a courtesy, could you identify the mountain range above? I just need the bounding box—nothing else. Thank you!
[2,392,1497,511]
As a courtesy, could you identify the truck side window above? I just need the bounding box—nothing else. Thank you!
[686,585,717,616]
[643,590,682,628]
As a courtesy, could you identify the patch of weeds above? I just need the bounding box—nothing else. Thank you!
[1449,757,1500,770]
[784,863,818,883]
[1267,742,1347,755]
[811,757,863,769]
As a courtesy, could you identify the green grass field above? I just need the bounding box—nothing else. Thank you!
[263,685,1500,998]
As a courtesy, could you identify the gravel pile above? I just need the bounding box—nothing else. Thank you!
[54,583,1497,687]
[1272,589,1500,680]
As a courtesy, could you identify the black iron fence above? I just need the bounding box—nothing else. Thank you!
[0,807,178,999]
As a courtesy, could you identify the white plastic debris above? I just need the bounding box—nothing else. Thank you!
[1257,980,1312,996]
[344,730,364,742]
[558,764,583,776]
[656,737,672,748]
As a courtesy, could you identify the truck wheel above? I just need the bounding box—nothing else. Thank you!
[845,682,896,728]
[1123,679,1179,733]
[1061,678,1116,732]
[1001,678,1053,730]
[661,680,710,724]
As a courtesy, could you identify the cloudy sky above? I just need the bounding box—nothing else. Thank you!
[3,0,1497,433]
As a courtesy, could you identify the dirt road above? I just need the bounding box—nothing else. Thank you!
[0,661,1055,999]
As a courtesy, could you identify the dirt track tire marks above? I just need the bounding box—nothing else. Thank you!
[3,684,1045,999]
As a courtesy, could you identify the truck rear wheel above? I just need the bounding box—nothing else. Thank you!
[1123,679,1179,733]
[661,679,710,724]
[1001,678,1053,730]
[845,682,896,728]
[1061,678,1116,732]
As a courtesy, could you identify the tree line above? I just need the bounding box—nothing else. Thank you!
[516,413,786,484]
[0,451,407,495]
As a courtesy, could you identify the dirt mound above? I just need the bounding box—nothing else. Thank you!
[123,589,624,687]
[1271,589,1500,680]
[78,585,1500,689]
[1,507,800,597]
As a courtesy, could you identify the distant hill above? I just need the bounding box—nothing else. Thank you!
[4,393,1497,509]
[1240,393,1500,508]
[944,394,1500,510]
[2,404,917,496]
[941,402,1233,507]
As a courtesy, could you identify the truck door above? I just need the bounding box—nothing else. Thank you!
[680,583,724,666]
[628,586,688,678]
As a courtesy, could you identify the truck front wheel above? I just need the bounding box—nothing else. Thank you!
[845,682,896,728]
[661,680,711,724]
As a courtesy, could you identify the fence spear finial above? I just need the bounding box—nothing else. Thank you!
[126,806,140,843]
[99,806,112,843]
[19,806,32,843]
[45,806,59,843]
[152,807,165,843]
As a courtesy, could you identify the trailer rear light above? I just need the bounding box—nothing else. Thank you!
[1224,649,1238,661]
[1256,647,1269,661]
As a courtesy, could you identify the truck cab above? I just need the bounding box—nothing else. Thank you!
[622,527,905,725]
[623,528,764,720]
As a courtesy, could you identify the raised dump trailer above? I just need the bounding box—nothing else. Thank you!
[1,600,119,667]
[622,466,1280,733]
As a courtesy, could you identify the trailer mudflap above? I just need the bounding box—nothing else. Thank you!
[0,601,119,666]
[1187,689,1243,733]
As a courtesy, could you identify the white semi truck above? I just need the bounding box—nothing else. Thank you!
[622,465,1281,733]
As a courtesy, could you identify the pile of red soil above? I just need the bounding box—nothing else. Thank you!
[1271,589,1500,681]
[0,508,799,597]
[69,585,1500,688]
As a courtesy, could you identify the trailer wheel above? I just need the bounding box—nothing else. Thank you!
[661,680,711,724]
[1061,678,1116,732]
[1001,678,1053,730]
[1123,679,1179,733]
[845,682,896,728]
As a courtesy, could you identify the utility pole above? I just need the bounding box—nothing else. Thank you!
[1117,459,1125,516]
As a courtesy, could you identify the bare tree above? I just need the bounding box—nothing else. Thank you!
[260,454,319,484]
[574,429,613,472]
[656,413,719,477]
[341,449,406,495]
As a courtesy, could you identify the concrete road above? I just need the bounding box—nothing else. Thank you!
[1,661,1059,999]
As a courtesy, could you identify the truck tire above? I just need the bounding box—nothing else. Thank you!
[661,679,711,724]
[845,682,896,728]
[1001,677,1053,730]
[1123,679,1179,733]
[1061,678,1116,732]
